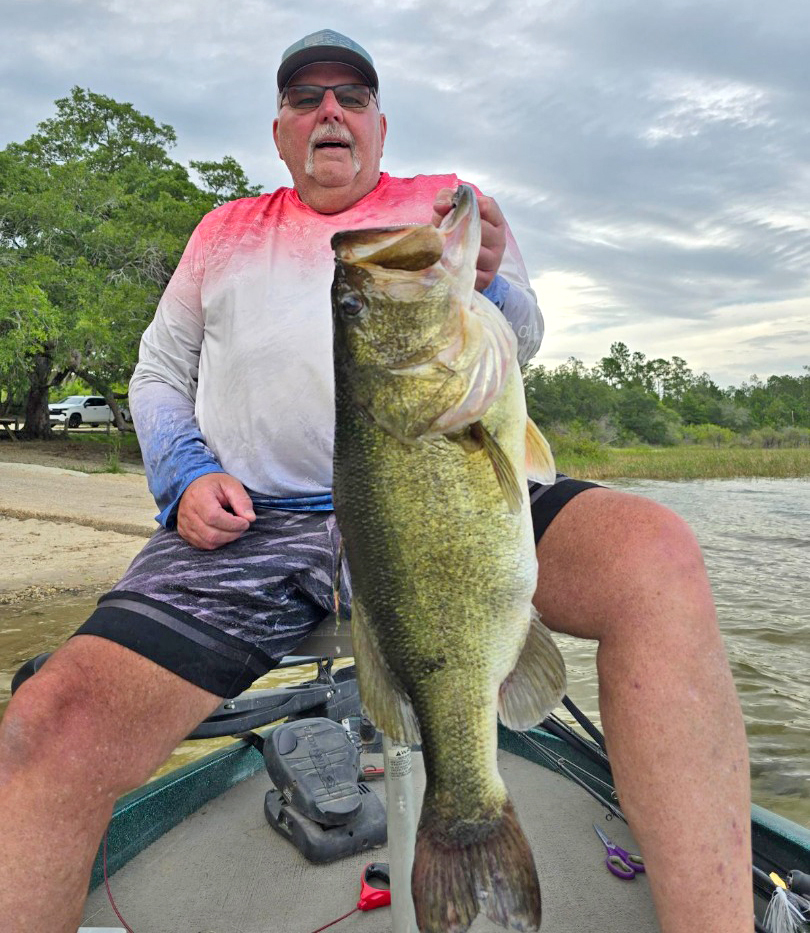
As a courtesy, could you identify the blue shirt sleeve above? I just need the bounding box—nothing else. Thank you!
[482,274,510,309]
[482,273,544,366]
[129,380,225,528]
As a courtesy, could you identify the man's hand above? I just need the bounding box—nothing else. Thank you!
[177,473,256,550]
[431,187,507,292]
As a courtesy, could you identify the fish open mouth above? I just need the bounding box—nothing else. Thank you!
[333,225,444,271]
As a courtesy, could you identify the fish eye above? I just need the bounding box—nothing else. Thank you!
[340,294,365,317]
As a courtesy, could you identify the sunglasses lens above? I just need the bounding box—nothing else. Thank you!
[285,84,372,110]
[335,85,371,109]
[285,86,323,109]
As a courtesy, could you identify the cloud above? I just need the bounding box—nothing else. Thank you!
[1,0,808,384]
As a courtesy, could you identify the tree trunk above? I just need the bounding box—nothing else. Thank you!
[20,350,54,439]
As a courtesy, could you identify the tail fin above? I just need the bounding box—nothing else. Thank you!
[412,796,542,933]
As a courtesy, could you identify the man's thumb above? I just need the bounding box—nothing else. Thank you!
[222,479,256,521]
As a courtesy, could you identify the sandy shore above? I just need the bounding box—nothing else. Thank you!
[0,461,158,605]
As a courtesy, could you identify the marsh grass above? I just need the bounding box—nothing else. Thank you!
[99,432,124,474]
[555,445,810,480]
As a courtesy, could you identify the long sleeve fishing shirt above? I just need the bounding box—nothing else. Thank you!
[129,172,544,526]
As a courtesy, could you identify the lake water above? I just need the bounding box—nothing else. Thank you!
[558,477,810,829]
[1,477,807,827]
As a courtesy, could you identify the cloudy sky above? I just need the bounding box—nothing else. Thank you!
[2,0,808,387]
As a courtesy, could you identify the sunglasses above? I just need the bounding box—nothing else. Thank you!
[281,83,375,111]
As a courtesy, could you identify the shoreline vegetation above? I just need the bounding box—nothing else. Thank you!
[554,445,810,481]
[518,342,809,481]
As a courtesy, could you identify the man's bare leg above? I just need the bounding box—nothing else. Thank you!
[534,488,752,933]
[0,634,222,933]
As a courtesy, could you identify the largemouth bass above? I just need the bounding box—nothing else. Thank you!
[331,185,566,933]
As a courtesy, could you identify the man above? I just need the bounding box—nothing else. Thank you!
[0,29,752,932]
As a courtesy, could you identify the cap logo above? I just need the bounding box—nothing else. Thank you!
[303,30,354,50]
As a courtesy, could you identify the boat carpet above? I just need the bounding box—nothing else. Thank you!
[81,748,659,932]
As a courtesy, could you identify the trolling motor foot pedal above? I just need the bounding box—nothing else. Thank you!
[264,784,386,863]
[263,718,386,863]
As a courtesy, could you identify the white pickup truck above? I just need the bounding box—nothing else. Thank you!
[48,396,130,428]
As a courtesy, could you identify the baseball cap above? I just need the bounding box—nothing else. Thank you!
[277,29,378,92]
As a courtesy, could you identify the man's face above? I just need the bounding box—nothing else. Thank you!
[273,62,387,214]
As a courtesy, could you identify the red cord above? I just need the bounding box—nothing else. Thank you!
[103,828,136,933]
[103,826,361,933]
[309,906,358,933]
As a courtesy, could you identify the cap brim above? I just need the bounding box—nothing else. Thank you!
[277,47,378,92]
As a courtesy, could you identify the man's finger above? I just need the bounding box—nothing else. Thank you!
[182,505,248,547]
[477,245,500,274]
[476,195,506,292]
[477,195,504,227]
[177,473,255,549]
[185,523,245,551]
[430,187,455,226]
[199,530,245,550]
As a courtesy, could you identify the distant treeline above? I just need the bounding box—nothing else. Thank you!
[524,343,810,452]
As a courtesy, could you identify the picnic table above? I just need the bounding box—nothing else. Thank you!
[0,417,20,442]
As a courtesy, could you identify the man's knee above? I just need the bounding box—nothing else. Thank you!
[2,663,146,795]
[610,494,711,596]
[535,489,716,640]
[0,636,220,795]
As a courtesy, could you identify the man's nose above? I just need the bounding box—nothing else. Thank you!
[316,88,344,121]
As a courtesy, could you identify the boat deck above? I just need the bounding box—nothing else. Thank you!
[81,747,659,932]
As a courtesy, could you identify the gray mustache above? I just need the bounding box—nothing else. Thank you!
[308,124,356,149]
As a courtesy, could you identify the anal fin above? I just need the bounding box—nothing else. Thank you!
[498,607,566,730]
[351,598,421,745]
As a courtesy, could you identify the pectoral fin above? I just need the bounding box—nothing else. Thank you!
[351,598,421,744]
[498,607,567,730]
[471,421,523,514]
[525,419,556,485]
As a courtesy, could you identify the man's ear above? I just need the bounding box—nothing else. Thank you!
[379,112,387,157]
[272,118,284,161]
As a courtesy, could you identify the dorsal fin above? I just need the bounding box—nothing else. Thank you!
[525,419,556,485]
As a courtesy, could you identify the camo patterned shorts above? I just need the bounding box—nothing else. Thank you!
[73,476,598,697]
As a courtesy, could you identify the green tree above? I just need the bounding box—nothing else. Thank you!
[524,341,807,447]
[0,87,259,438]
[661,355,694,402]
[524,357,613,426]
[190,156,262,206]
[676,374,724,425]
[595,341,632,387]
[615,384,679,445]
[644,358,672,398]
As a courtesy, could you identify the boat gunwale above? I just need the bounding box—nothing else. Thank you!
[90,734,267,890]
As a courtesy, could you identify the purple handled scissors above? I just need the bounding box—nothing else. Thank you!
[593,823,646,880]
